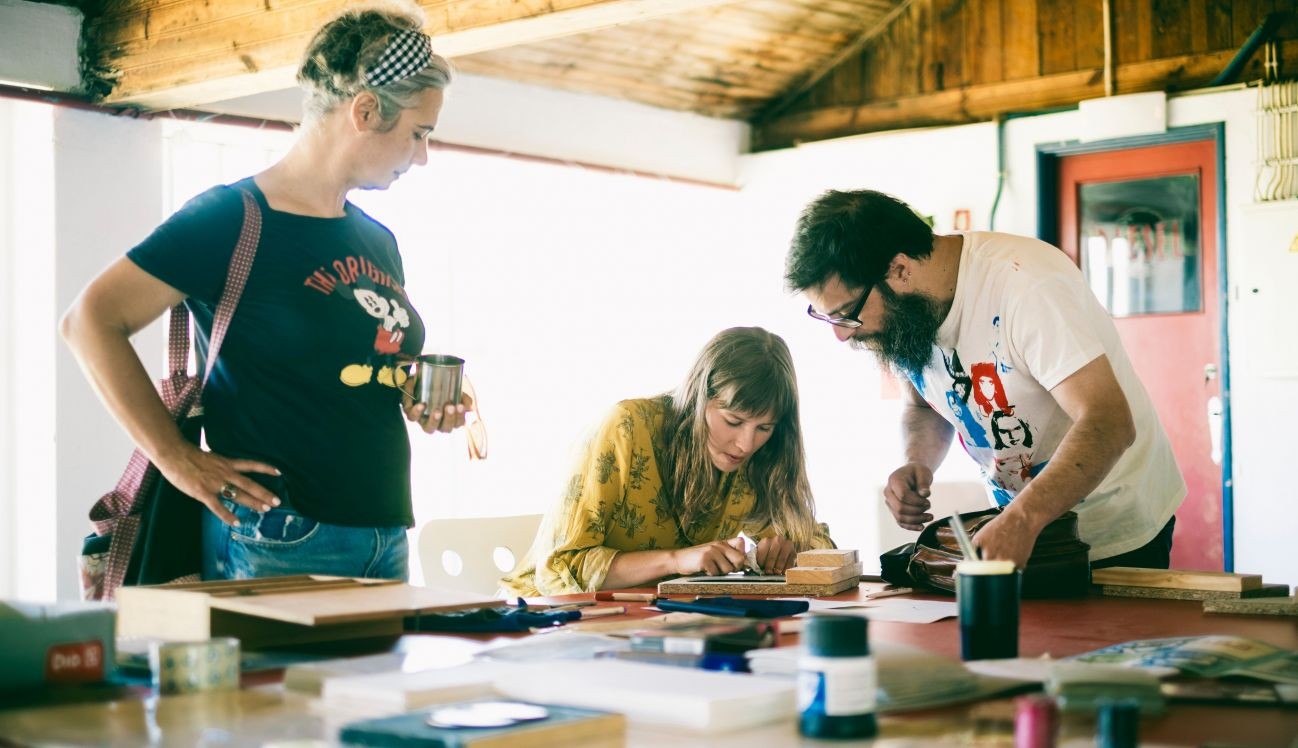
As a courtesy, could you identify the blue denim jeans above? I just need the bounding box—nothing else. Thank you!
[202,499,408,581]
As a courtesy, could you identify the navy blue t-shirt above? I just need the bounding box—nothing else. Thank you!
[127,179,425,527]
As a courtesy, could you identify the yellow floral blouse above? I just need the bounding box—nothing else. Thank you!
[500,397,833,596]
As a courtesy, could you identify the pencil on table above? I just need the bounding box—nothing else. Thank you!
[594,592,657,603]
[577,605,627,619]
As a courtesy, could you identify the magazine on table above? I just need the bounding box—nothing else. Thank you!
[1072,635,1298,684]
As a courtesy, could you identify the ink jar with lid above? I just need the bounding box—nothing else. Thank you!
[797,614,878,739]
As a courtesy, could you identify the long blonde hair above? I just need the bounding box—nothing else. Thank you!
[658,327,819,548]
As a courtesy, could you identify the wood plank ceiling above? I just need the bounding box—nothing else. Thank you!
[59,0,1298,150]
[454,0,905,119]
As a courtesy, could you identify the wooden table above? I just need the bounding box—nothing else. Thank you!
[1,585,1295,746]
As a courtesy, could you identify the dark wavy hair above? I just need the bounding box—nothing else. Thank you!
[785,189,934,293]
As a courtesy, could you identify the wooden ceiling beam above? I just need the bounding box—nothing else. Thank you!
[89,0,739,110]
[752,39,1298,151]
[755,0,912,122]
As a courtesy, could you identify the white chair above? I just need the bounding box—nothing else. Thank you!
[417,514,543,597]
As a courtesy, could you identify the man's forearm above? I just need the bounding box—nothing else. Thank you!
[901,402,955,469]
[1005,414,1134,533]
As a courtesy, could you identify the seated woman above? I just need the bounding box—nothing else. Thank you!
[501,326,833,596]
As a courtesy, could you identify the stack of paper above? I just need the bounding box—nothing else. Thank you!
[321,661,504,712]
[320,657,796,733]
[495,660,796,733]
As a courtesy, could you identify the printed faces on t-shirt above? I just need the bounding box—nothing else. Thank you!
[912,322,1049,508]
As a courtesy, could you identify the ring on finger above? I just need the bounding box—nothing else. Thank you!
[219,482,239,501]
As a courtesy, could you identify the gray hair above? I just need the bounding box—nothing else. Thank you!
[297,3,452,128]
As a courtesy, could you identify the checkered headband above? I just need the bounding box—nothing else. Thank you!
[364,29,434,87]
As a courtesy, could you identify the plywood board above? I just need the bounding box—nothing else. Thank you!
[1203,596,1298,617]
[1101,583,1291,602]
[795,549,859,567]
[117,575,497,646]
[1090,567,1263,592]
[657,575,860,597]
[785,562,864,585]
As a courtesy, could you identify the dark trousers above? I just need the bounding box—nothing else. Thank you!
[1091,516,1177,570]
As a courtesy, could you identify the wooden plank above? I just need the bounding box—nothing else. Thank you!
[971,0,1005,85]
[901,0,925,96]
[1000,0,1039,80]
[1205,0,1233,50]
[90,0,741,108]
[657,575,861,597]
[1113,0,1153,66]
[1152,0,1194,59]
[1091,567,1263,592]
[752,39,1298,149]
[454,58,750,116]
[207,610,404,649]
[861,7,898,100]
[785,561,864,585]
[1038,0,1077,75]
[116,576,497,644]
[464,44,790,96]
[455,54,781,102]
[1101,582,1291,601]
[796,549,860,567]
[1188,0,1209,53]
[755,0,914,120]
[1231,0,1262,49]
[1203,596,1298,617]
[1075,0,1106,70]
[931,0,967,90]
[211,584,499,626]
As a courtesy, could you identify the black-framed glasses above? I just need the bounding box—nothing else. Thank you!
[806,285,871,329]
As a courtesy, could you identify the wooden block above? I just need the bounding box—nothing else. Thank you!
[784,562,863,585]
[1090,567,1262,592]
[795,549,859,568]
[657,575,860,597]
[1101,583,1291,602]
[1203,596,1298,617]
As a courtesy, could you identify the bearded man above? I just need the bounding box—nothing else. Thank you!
[786,189,1184,569]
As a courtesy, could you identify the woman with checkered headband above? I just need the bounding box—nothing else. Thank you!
[63,2,465,584]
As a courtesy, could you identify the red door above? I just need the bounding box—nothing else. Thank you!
[1058,139,1223,571]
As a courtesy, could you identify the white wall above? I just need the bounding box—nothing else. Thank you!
[47,109,169,601]
[0,0,80,91]
[0,98,59,600]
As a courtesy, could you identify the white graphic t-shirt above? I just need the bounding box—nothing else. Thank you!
[908,232,1185,560]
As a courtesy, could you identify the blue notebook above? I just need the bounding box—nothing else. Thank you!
[338,699,626,747]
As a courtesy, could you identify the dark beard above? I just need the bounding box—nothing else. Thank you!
[848,284,946,377]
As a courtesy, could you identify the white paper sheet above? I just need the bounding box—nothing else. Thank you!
[791,598,958,624]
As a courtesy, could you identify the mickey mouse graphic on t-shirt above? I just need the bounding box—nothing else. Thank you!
[336,276,411,389]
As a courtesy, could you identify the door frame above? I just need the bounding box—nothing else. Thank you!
[1036,123,1234,570]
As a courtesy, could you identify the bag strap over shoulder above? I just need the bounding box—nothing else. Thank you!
[91,188,262,526]
[159,188,263,415]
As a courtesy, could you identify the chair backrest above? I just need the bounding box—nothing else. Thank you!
[417,514,543,597]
